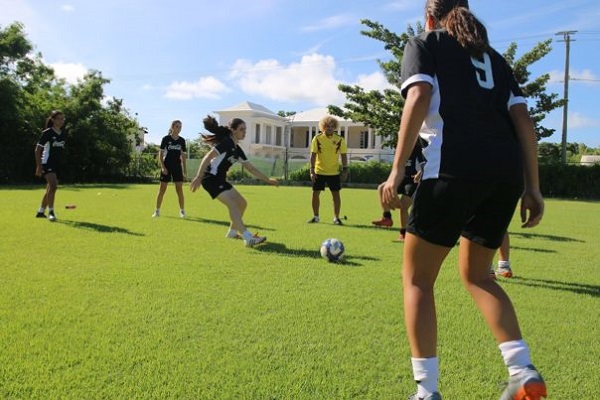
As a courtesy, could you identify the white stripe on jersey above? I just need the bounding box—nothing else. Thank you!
[420,75,443,180]
[40,142,51,164]
[508,94,527,110]
[401,73,434,94]
[208,151,227,176]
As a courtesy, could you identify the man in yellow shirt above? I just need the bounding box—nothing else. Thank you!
[308,115,348,225]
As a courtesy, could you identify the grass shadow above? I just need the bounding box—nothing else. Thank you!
[509,246,557,254]
[254,242,380,267]
[182,216,274,232]
[58,220,144,236]
[503,276,600,297]
[508,231,585,243]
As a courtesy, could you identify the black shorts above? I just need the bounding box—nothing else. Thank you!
[312,174,342,192]
[407,178,522,249]
[42,164,59,178]
[160,163,184,182]
[202,175,233,199]
[398,176,418,197]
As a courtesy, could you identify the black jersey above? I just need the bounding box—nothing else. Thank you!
[160,135,186,165]
[401,29,525,184]
[37,128,65,168]
[405,140,426,178]
[203,136,248,181]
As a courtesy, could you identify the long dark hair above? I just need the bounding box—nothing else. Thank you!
[426,0,489,57]
[202,115,245,146]
[45,110,64,129]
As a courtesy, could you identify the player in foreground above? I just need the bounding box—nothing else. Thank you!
[153,120,187,218]
[382,1,546,399]
[34,110,66,222]
[190,116,278,247]
[372,140,425,241]
[307,115,348,225]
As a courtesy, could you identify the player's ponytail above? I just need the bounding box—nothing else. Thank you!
[426,0,489,58]
[202,115,232,145]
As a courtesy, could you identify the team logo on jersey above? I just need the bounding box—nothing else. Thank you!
[167,144,182,151]
[52,140,65,148]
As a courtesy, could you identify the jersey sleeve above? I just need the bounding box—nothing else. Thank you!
[237,146,248,163]
[504,60,527,109]
[37,130,52,146]
[181,138,187,152]
[400,35,436,98]
[339,137,348,154]
[310,136,319,153]
[160,136,168,150]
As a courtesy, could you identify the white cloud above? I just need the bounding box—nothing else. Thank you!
[549,69,598,84]
[384,0,415,11]
[49,61,87,84]
[229,54,346,105]
[301,14,355,32]
[164,77,230,100]
[568,112,600,129]
[355,71,395,92]
[61,4,75,12]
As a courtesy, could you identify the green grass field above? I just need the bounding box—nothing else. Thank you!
[1,184,599,399]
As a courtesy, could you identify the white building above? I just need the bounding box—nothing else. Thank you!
[214,101,391,162]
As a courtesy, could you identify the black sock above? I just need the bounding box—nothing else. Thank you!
[383,211,392,219]
[400,228,406,235]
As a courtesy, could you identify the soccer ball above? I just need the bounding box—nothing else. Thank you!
[320,238,345,262]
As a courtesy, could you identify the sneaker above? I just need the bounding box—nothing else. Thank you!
[500,365,547,400]
[48,211,56,222]
[408,392,442,400]
[152,211,160,218]
[244,235,267,247]
[180,211,186,218]
[372,217,393,227]
[496,265,513,278]
[307,216,320,223]
[35,212,47,218]
[333,218,343,225]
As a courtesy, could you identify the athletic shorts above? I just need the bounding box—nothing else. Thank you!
[202,175,233,199]
[42,164,59,178]
[312,174,342,192]
[160,163,184,182]
[407,178,522,249]
[398,176,418,197]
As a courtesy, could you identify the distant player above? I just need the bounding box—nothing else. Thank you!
[34,110,66,222]
[372,139,426,241]
[190,115,278,247]
[153,120,187,218]
[307,115,348,225]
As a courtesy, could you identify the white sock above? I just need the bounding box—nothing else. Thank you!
[411,357,439,397]
[48,208,54,212]
[180,209,185,213]
[498,260,511,268]
[499,339,532,376]
[226,228,237,237]
[242,231,254,240]
[38,207,46,213]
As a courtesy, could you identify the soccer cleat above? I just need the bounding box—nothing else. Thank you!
[333,218,343,225]
[372,217,393,227]
[35,212,47,218]
[180,211,186,218]
[500,365,547,400]
[496,265,514,278]
[48,211,56,222]
[152,211,160,218]
[244,234,267,247]
[408,392,442,400]
[307,216,320,223]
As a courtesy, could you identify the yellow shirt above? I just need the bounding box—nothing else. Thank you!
[310,133,348,175]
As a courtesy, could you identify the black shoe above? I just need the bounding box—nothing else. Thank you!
[333,218,343,225]
[48,211,56,222]
[36,212,46,218]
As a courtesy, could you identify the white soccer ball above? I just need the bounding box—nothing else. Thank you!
[320,238,345,262]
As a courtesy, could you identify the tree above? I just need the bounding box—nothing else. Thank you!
[329,19,564,147]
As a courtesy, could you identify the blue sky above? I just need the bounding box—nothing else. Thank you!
[2,0,599,146]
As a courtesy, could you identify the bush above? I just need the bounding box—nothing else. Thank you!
[288,161,392,184]
[540,164,600,198]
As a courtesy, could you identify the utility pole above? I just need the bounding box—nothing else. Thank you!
[556,30,577,165]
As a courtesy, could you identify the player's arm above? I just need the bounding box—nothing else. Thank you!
[309,152,317,182]
[509,103,544,228]
[243,162,278,186]
[181,151,187,178]
[34,145,44,177]
[340,153,348,182]
[189,148,217,192]
[383,82,431,208]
